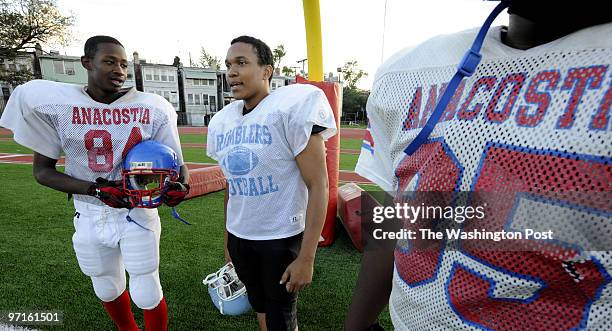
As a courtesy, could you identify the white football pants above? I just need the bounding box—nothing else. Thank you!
[71,200,163,310]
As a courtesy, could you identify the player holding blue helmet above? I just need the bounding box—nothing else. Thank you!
[0,36,189,330]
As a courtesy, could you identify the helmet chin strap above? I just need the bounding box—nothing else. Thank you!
[171,207,192,225]
[126,209,152,231]
[403,0,509,155]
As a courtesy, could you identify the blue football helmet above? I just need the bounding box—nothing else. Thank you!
[122,140,180,208]
[203,262,251,316]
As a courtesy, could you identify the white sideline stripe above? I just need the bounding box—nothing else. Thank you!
[0,154,26,159]
[0,161,33,164]
[0,323,38,331]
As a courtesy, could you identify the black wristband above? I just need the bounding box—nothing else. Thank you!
[86,183,101,198]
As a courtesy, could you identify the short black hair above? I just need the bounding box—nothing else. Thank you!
[231,35,274,83]
[84,35,123,58]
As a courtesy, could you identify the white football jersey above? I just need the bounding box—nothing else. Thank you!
[357,24,612,330]
[207,84,336,240]
[0,80,184,206]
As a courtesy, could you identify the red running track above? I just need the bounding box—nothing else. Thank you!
[0,153,373,184]
[1,127,366,139]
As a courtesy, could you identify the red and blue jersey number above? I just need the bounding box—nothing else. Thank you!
[393,139,611,330]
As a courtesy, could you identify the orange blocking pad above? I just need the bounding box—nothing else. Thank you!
[185,165,226,199]
[296,77,342,247]
[338,183,382,252]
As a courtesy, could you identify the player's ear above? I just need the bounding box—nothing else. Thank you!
[263,65,273,82]
[81,56,93,71]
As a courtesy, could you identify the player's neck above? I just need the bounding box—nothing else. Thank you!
[85,85,124,104]
[504,14,596,50]
[243,89,269,111]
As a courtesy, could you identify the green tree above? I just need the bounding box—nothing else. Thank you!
[281,65,294,77]
[0,66,33,86]
[342,87,369,121]
[198,47,220,69]
[341,60,367,90]
[0,0,74,58]
[272,44,286,74]
[1,0,74,86]
[339,60,369,121]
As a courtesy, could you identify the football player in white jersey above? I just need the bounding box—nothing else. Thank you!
[0,36,189,330]
[345,1,611,330]
[206,35,336,330]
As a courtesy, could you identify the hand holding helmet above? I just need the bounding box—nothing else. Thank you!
[122,140,181,208]
[87,177,131,209]
[161,179,190,207]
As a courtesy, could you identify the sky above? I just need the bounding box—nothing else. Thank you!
[55,0,508,89]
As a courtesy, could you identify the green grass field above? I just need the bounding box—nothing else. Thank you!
[340,139,362,151]
[0,132,389,330]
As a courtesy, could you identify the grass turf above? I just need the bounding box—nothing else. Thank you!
[340,139,362,151]
[0,140,33,154]
[0,141,391,330]
[179,133,207,145]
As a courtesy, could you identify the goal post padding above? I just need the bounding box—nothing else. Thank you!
[185,165,227,199]
[296,77,342,247]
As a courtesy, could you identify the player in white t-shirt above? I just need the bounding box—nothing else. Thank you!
[207,35,336,330]
[0,36,189,331]
[345,1,611,330]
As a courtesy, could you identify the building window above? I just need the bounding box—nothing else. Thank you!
[194,94,201,105]
[53,60,64,74]
[187,93,194,105]
[210,95,216,111]
[144,68,153,81]
[202,94,209,105]
[64,61,75,75]
[153,69,160,81]
[163,91,170,102]
[170,91,178,105]
[168,72,175,82]
[193,79,200,86]
[161,69,168,82]
[208,79,215,86]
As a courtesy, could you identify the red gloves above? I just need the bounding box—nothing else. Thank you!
[162,181,190,207]
[87,177,131,209]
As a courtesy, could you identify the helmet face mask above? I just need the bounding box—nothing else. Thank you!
[124,169,178,208]
[203,262,251,315]
[122,141,180,208]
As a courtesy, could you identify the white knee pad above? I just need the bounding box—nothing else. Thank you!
[92,274,127,302]
[129,271,163,310]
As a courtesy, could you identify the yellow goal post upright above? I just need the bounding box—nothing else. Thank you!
[302,0,343,247]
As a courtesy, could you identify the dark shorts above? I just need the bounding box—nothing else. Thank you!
[228,232,303,331]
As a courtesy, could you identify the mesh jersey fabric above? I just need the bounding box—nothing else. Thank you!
[0,80,184,206]
[356,24,612,330]
[207,84,337,240]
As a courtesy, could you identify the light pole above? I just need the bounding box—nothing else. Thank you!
[337,67,342,84]
[297,58,307,76]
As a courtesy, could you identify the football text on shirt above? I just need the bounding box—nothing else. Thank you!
[215,124,272,152]
[216,124,278,197]
[71,107,150,125]
[401,65,610,131]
